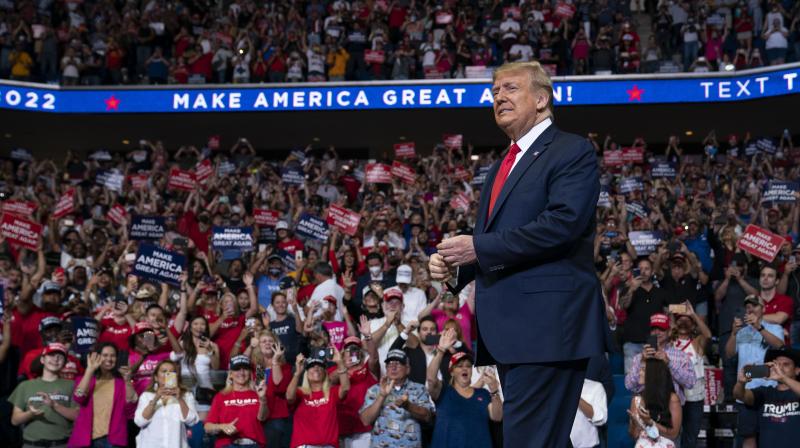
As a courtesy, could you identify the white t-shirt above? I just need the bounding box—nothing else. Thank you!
[308,278,346,321]
[61,56,81,77]
[369,317,400,376]
[384,285,427,326]
[765,27,788,49]
[570,379,608,448]
[500,18,520,40]
[307,50,326,73]
[509,43,534,61]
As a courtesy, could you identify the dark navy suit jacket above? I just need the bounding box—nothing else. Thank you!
[454,123,606,366]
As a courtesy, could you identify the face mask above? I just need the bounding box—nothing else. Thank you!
[268,268,282,277]
[369,266,382,276]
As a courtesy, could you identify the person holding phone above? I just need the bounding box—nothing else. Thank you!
[332,335,379,447]
[204,356,269,447]
[724,295,784,447]
[129,321,172,396]
[618,259,667,375]
[245,332,292,448]
[287,347,350,448]
[627,358,682,446]
[625,313,695,407]
[134,359,199,448]
[426,328,503,448]
[209,273,259,367]
[69,342,138,448]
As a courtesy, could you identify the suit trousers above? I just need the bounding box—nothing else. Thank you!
[498,358,589,448]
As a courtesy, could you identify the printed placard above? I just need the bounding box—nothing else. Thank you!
[130,216,166,240]
[762,181,798,204]
[326,204,361,236]
[2,200,37,217]
[168,168,196,191]
[651,162,677,179]
[453,166,470,181]
[449,193,470,212]
[619,177,644,194]
[704,367,723,406]
[0,214,41,249]
[442,134,463,150]
[622,147,644,163]
[10,148,33,161]
[52,189,76,219]
[365,163,392,184]
[597,187,612,208]
[364,50,385,64]
[295,213,330,242]
[281,166,305,186]
[132,243,186,285]
[96,170,124,192]
[129,173,149,190]
[604,150,624,167]
[472,166,490,186]
[211,226,254,251]
[755,137,776,154]
[737,224,785,262]
[71,317,98,355]
[630,231,663,256]
[625,202,649,219]
[106,204,127,226]
[390,161,416,185]
[195,159,214,184]
[254,209,279,227]
[435,11,453,24]
[394,142,416,159]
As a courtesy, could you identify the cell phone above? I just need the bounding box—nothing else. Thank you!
[730,260,738,268]
[246,317,257,328]
[258,244,267,252]
[606,231,618,239]
[255,366,266,383]
[744,365,771,379]
[735,307,746,321]
[219,196,229,204]
[632,268,641,278]
[314,347,333,360]
[173,237,188,248]
[143,332,155,348]
[669,304,687,314]
[295,250,303,263]
[791,255,797,264]
[164,371,177,389]
[117,350,129,369]
[423,334,441,346]
[646,335,659,349]
[125,253,136,262]
[63,219,74,227]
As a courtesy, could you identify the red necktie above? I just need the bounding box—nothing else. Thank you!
[487,143,521,217]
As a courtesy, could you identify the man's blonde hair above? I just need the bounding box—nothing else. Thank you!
[493,61,554,117]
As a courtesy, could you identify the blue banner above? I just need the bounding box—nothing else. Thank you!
[71,316,98,355]
[0,65,797,113]
[281,166,305,186]
[629,231,663,256]
[295,213,329,242]
[130,216,166,240]
[211,226,254,251]
[651,162,677,179]
[762,181,798,204]
[619,177,644,194]
[132,243,186,286]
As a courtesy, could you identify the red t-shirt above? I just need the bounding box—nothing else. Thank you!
[18,348,84,381]
[334,364,376,436]
[290,386,341,448]
[266,363,292,420]
[98,316,132,351]
[277,239,305,255]
[178,211,211,253]
[764,293,793,336]
[11,307,56,354]
[207,389,266,448]
[213,314,245,367]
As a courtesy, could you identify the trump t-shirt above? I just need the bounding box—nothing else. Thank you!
[206,389,266,448]
[752,386,800,447]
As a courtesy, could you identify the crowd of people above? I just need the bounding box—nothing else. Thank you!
[0,124,799,448]
[1,0,799,86]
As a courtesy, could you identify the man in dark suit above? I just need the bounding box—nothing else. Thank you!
[430,61,606,448]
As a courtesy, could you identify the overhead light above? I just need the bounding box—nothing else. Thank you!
[3,133,11,138]
[312,137,320,142]
[399,136,406,140]
[685,131,693,136]
[122,139,130,145]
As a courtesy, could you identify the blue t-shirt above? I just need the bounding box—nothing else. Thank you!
[685,232,712,273]
[430,384,493,448]
[256,275,281,309]
[736,322,783,389]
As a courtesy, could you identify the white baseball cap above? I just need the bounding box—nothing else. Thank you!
[275,220,289,230]
[396,264,413,284]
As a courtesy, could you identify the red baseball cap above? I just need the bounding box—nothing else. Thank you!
[42,342,68,357]
[133,321,154,335]
[343,336,362,348]
[323,295,337,305]
[650,313,670,330]
[383,288,404,302]
[449,351,472,370]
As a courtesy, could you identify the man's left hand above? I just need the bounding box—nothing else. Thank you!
[437,236,477,267]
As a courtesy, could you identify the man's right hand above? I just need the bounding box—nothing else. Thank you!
[429,253,455,282]
[733,317,744,334]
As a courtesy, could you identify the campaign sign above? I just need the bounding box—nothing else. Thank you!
[295,213,329,242]
[106,204,127,226]
[254,208,279,227]
[168,168,196,191]
[365,163,392,184]
[756,137,776,154]
[52,188,76,219]
[762,181,798,204]
[277,249,297,272]
[704,367,723,406]
[625,202,649,219]
[619,177,644,194]
[1,214,41,249]
[394,142,416,159]
[737,224,785,262]
[443,134,463,150]
[10,147,33,161]
[364,50,385,64]
[129,173,149,190]
[622,147,644,164]
[281,166,305,186]
[2,200,37,217]
[217,160,236,176]
[651,162,677,179]
[390,161,416,184]
[195,159,213,184]
[603,150,624,167]
[597,187,612,208]
[472,165,490,186]
[71,316,98,355]
[745,144,758,157]
[449,193,470,212]
[326,204,361,236]
[212,226,254,251]
[96,169,124,192]
[130,216,166,240]
[453,166,470,181]
[630,231,663,256]
[133,244,186,285]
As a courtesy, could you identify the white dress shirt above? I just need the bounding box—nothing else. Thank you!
[135,391,200,448]
[510,117,552,172]
[308,277,346,321]
[570,379,608,448]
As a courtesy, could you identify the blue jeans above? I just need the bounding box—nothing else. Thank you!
[790,320,800,349]
[91,437,122,448]
[681,400,704,448]
[264,418,292,448]
[623,342,644,376]
[683,41,699,69]
[719,332,738,402]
